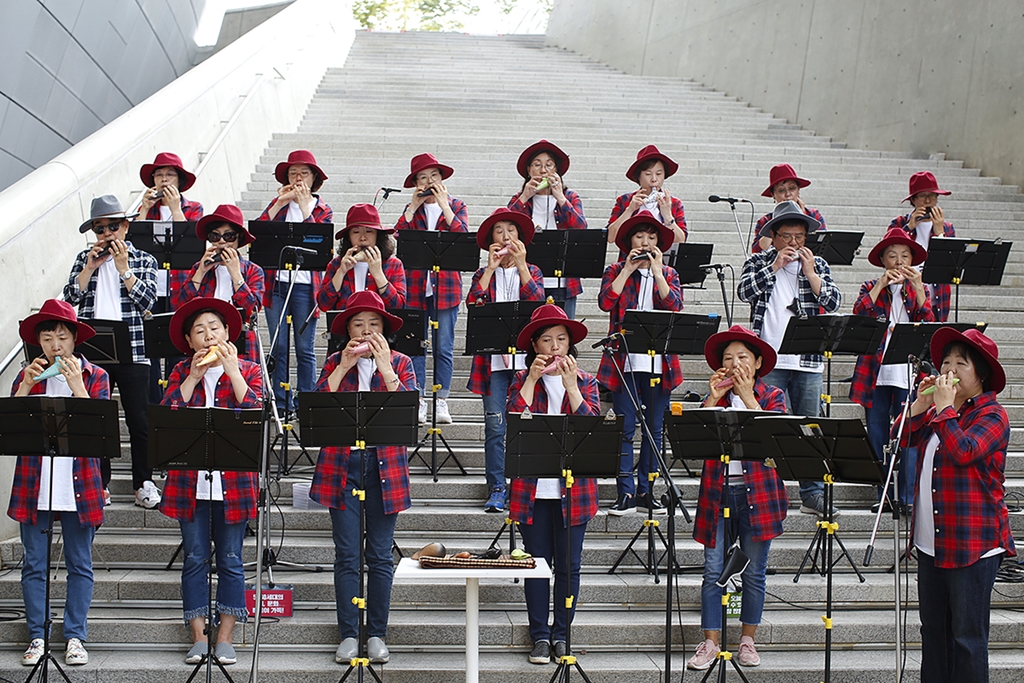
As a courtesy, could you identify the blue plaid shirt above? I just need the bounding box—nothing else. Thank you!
[737,247,842,367]
[64,242,158,364]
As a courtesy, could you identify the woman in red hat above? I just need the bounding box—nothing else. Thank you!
[686,325,788,671]
[849,229,933,510]
[751,163,827,253]
[598,211,682,515]
[467,209,546,513]
[394,153,468,425]
[172,204,265,361]
[895,327,1015,683]
[889,171,956,321]
[506,304,599,665]
[507,140,588,320]
[159,298,262,666]
[10,300,109,668]
[317,203,407,311]
[258,150,334,414]
[309,290,416,666]
[607,144,687,250]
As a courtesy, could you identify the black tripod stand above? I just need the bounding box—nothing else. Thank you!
[0,395,119,683]
[920,236,1011,322]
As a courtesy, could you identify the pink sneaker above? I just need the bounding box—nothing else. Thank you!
[737,637,760,667]
[686,639,719,671]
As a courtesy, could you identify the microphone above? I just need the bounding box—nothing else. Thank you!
[285,246,318,256]
[708,195,747,204]
[591,331,625,349]
[909,355,936,375]
[699,263,726,270]
[381,187,403,200]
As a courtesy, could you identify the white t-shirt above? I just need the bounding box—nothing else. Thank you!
[353,262,369,293]
[36,363,79,511]
[532,195,561,289]
[761,260,822,373]
[155,206,173,296]
[93,258,124,321]
[490,267,527,372]
[277,202,313,285]
[196,366,225,501]
[623,270,663,375]
[877,284,912,389]
[214,265,233,301]
[535,374,568,499]
[356,357,375,391]
[422,203,444,298]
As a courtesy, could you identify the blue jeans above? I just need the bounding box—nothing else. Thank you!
[21,512,96,641]
[412,301,458,399]
[700,486,772,631]
[865,385,917,506]
[266,282,317,412]
[329,450,398,639]
[612,373,671,497]
[519,499,586,643]
[179,500,248,622]
[762,367,824,502]
[483,369,514,492]
[918,552,1002,683]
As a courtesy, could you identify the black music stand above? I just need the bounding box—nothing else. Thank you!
[130,221,205,270]
[296,390,418,683]
[664,243,714,287]
[143,310,249,361]
[920,237,1011,321]
[148,405,262,683]
[805,230,864,266]
[880,321,988,369]
[529,229,608,296]
[0,396,119,683]
[504,411,621,683]
[778,315,888,417]
[324,309,426,358]
[46,320,133,366]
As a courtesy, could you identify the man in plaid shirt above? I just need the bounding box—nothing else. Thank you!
[737,200,841,517]
[64,195,161,509]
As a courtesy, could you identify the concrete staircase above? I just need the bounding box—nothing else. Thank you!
[3,30,1024,682]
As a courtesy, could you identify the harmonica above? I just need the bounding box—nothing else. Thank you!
[152,190,164,200]
[204,252,224,265]
[418,189,433,198]
[631,251,652,262]
[94,245,112,258]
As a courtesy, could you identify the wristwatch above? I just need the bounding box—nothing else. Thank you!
[120,269,134,281]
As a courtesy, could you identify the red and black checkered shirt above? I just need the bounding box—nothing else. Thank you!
[315,256,407,311]
[172,258,265,361]
[394,197,469,310]
[507,189,587,299]
[890,213,955,322]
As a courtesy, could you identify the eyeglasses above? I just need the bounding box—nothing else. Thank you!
[91,221,123,235]
[208,232,239,243]
[775,232,806,244]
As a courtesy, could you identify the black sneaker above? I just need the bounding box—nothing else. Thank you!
[636,493,667,515]
[552,641,568,661]
[529,641,551,664]
[870,498,892,514]
[607,493,634,516]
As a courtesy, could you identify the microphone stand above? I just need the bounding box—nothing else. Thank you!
[701,264,733,326]
[710,197,753,258]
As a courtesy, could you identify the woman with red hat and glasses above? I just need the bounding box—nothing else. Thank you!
[889,171,957,322]
[607,145,687,251]
[599,211,682,516]
[849,229,933,511]
[159,298,262,666]
[507,140,588,320]
[318,203,407,310]
[467,209,546,513]
[751,163,827,253]
[894,327,1015,683]
[506,304,599,665]
[172,205,265,361]
[258,150,334,414]
[394,153,469,425]
[309,291,416,666]
[10,300,109,668]
[686,325,788,671]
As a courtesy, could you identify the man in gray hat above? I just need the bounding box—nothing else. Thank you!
[64,195,161,508]
[737,200,843,517]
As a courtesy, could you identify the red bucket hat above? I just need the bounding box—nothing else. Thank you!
[329,290,404,336]
[336,203,395,239]
[403,153,454,188]
[476,208,535,250]
[140,152,196,192]
[902,171,951,203]
[516,140,570,178]
[626,145,679,183]
[761,163,810,198]
[614,210,674,255]
[169,297,243,355]
[274,150,328,189]
[196,204,255,246]
[703,324,776,377]
[516,304,588,351]
[20,299,96,346]
[929,327,1005,394]
[867,228,928,268]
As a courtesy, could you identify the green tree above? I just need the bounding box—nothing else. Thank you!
[352,0,480,31]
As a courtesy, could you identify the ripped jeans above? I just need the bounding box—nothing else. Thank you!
[482,369,514,492]
[178,500,248,623]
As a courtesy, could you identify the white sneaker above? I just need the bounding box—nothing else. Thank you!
[65,638,88,666]
[135,480,161,509]
[22,639,44,667]
[418,398,428,424]
[435,399,453,424]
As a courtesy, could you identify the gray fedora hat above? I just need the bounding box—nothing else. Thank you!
[758,200,821,238]
[78,194,139,233]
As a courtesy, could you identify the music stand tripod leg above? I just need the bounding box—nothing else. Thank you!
[548,469,593,683]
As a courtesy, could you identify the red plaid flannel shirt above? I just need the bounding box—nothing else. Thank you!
[308,350,416,513]
[890,214,955,322]
[751,207,826,253]
[596,261,684,394]
[507,189,587,299]
[258,196,332,311]
[172,258,265,361]
[7,358,110,527]
[394,196,469,310]
[896,392,1016,568]
[158,358,262,524]
[692,380,789,547]
[848,279,934,408]
[315,256,407,311]
[609,191,687,260]
[147,197,204,307]
[465,263,546,396]
[506,368,601,526]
